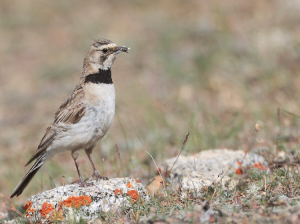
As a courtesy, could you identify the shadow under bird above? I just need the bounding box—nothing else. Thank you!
[10,38,129,198]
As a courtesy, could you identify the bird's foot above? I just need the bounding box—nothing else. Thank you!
[72,178,93,187]
[85,171,108,182]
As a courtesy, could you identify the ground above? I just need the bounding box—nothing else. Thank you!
[1,0,300,223]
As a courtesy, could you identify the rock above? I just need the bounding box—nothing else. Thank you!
[180,171,235,198]
[199,208,217,223]
[24,178,150,223]
[0,212,7,219]
[3,220,17,224]
[162,149,267,198]
[162,149,268,179]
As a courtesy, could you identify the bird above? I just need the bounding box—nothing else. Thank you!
[10,38,129,198]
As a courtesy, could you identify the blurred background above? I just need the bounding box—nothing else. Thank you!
[1,0,300,202]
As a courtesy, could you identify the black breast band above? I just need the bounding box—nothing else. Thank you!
[84,68,112,84]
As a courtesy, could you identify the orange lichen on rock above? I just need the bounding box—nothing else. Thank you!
[235,168,243,175]
[156,167,168,177]
[157,168,162,175]
[127,182,132,188]
[24,201,36,217]
[40,202,54,218]
[127,189,139,202]
[254,162,267,170]
[115,189,123,195]
[136,179,141,183]
[63,195,92,208]
[24,201,32,212]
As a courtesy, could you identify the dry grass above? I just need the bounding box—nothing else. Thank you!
[1,0,300,223]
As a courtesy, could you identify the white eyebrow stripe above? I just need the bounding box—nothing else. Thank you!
[99,43,117,50]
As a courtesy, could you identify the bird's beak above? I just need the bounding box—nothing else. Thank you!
[115,46,130,54]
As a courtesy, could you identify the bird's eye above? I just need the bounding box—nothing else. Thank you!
[102,48,108,53]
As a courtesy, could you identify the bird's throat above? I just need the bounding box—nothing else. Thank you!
[84,68,112,84]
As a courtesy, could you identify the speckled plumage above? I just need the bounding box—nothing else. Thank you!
[11,39,129,198]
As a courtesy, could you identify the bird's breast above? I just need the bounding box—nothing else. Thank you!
[84,83,116,141]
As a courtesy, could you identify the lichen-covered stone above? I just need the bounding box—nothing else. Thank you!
[162,149,268,179]
[24,178,150,222]
[180,171,235,198]
[162,149,267,198]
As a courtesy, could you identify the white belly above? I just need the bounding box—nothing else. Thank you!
[47,84,115,156]
[87,84,116,141]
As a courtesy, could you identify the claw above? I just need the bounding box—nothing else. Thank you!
[85,171,108,182]
[72,177,93,187]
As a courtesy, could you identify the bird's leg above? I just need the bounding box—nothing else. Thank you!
[71,151,92,187]
[85,148,108,181]
[86,154,108,180]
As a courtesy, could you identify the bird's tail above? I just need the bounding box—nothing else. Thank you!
[10,154,46,198]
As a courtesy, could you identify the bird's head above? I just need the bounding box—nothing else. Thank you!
[84,38,129,73]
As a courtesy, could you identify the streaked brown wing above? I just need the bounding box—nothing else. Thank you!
[53,103,86,124]
[26,84,86,166]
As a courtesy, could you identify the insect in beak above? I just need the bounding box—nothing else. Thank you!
[115,46,130,54]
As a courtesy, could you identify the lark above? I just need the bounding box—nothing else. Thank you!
[11,38,129,198]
